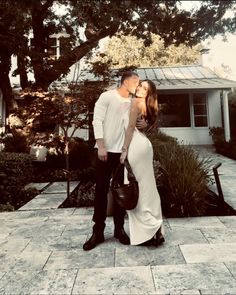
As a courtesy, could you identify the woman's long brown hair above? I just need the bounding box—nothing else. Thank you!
[143,79,158,130]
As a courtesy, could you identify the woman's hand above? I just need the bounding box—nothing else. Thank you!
[120,151,127,164]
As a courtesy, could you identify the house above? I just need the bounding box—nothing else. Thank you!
[79,65,236,145]
[2,32,236,146]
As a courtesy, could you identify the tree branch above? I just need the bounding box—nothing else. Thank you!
[42,23,120,87]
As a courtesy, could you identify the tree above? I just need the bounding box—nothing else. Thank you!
[97,33,202,68]
[1,1,236,99]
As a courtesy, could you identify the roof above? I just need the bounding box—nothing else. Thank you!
[79,65,236,91]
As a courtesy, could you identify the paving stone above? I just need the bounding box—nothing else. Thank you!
[13,223,65,238]
[178,290,201,295]
[10,251,51,271]
[0,233,9,241]
[168,216,225,229]
[24,234,87,251]
[43,181,79,193]
[0,237,30,253]
[19,194,68,210]
[47,213,92,224]
[164,228,208,245]
[72,266,155,295]
[151,263,236,293]
[115,245,185,267]
[180,243,236,263]
[0,252,18,272]
[73,207,95,215]
[22,269,77,295]
[201,228,236,243]
[200,288,236,295]
[0,269,39,295]
[44,249,114,270]
[61,221,93,236]
[225,262,236,277]
[218,216,236,228]
[24,182,50,191]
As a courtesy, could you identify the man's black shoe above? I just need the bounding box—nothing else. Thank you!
[83,232,105,251]
[114,228,130,245]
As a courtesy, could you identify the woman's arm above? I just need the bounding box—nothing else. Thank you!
[120,100,140,163]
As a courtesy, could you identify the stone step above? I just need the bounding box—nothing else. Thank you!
[19,181,79,211]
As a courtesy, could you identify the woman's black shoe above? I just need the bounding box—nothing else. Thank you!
[153,228,165,247]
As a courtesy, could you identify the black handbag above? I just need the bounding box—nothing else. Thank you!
[111,159,139,210]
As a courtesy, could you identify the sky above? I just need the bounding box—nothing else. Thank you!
[179,1,236,81]
[201,33,236,81]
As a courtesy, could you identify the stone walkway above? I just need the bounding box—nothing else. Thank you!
[0,146,235,294]
[20,181,79,211]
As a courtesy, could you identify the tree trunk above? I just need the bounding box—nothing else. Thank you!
[17,54,29,89]
[0,53,16,115]
[30,2,48,90]
[32,24,120,90]
[64,135,70,199]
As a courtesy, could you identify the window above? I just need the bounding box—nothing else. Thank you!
[47,37,57,59]
[29,36,70,59]
[59,37,71,56]
[193,93,208,127]
[158,94,191,127]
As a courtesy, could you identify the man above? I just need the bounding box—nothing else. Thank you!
[83,71,146,251]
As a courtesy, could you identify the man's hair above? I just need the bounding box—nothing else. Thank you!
[120,71,138,85]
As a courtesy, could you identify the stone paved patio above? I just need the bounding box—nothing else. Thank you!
[0,146,235,294]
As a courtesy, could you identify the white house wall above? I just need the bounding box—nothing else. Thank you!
[208,90,222,127]
[159,127,213,145]
[160,90,222,145]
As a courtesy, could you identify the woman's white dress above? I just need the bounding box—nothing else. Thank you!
[123,108,164,245]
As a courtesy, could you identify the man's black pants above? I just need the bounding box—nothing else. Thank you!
[92,152,126,233]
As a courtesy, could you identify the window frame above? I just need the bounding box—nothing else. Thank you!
[190,92,209,128]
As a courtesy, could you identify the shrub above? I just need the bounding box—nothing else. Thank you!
[60,181,95,208]
[209,126,225,145]
[32,137,96,182]
[0,152,34,209]
[209,126,236,160]
[2,133,29,153]
[149,131,213,217]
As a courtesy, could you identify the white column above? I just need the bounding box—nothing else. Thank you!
[56,38,60,58]
[222,90,231,142]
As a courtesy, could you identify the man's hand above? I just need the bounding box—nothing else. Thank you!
[98,147,108,162]
[136,117,148,130]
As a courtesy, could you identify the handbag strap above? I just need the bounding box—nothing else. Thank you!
[112,159,136,185]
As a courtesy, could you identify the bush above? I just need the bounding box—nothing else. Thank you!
[209,126,236,160]
[2,133,29,153]
[149,131,213,217]
[60,181,95,208]
[0,152,35,209]
[33,137,96,182]
[209,126,225,145]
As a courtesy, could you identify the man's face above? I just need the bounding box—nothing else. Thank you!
[124,75,140,95]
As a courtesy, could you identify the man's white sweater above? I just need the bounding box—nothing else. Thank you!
[92,89,131,153]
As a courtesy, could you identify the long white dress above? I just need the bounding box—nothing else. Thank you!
[124,109,164,245]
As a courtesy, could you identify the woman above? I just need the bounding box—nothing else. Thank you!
[120,79,164,246]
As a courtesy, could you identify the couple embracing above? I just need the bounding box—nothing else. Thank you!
[83,71,164,251]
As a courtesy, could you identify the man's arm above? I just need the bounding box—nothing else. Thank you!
[92,93,110,161]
